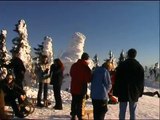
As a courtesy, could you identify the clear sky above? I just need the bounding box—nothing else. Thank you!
[0,1,159,67]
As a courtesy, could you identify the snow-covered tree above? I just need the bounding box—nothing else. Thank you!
[109,50,114,60]
[0,29,11,67]
[61,32,86,63]
[60,32,86,90]
[60,32,94,90]
[33,36,53,85]
[104,50,117,70]
[42,36,53,66]
[10,19,33,86]
[153,62,159,81]
[33,43,44,64]
[33,36,53,66]
[118,49,126,65]
[93,54,99,67]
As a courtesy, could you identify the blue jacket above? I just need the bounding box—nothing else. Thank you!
[91,66,112,100]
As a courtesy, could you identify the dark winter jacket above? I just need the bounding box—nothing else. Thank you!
[2,80,26,99]
[9,57,26,82]
[50,64,64,86]
[70,59,92,95]
[113,58,144,102]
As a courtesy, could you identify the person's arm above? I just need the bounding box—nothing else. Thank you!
[84,66,92,83]
[49,64,53,77]
[138,65,145,97]
[14,84,26,95]
[103,69,112,92]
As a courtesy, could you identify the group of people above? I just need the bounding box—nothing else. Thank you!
[35,55,64,110]
[0,48,145,120]
[69,48,144,120]
[0,52,65,118]
[0,51,28,118]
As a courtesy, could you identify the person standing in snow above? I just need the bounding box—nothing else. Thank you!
[91,63,112,120]
[70,52,92,120]
[37,55,50,107]
[50,58,64,110]
[9,52,26,89]
[113,48,144,120]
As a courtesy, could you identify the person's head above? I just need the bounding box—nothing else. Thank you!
[6,73,14,84]
[127,48,137,59]
[106,59,114,71]
[41,55,48,64]
[54,58,61,66]
[81,52,89,60]
[12,51,19,58]
[54,58,64,70]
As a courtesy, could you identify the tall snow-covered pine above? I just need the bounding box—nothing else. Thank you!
[0,29,11,67]
[10,19,33,86]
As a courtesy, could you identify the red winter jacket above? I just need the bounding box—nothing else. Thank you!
[70,59,91,95]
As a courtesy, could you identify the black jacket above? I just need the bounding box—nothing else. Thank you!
[50,64,63,86]
[9,57,26,82]
[2,80,26,100]
[113,58,144,102]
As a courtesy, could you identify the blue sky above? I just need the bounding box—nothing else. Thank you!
[0,1,159,67]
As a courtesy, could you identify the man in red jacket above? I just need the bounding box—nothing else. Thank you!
[70,52,92,120]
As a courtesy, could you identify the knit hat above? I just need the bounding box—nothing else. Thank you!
[81,52,89,60]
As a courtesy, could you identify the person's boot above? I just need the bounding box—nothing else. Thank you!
[53,106,63,110]
[15,112,24,118]
[20,106,30,114]
[36,101,44,107]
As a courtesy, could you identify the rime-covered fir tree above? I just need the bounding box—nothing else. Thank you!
[0,29,11,67]
[33,36,53,66]
[10,19,33,86]
[42,36,53,66]
[118,49,126,65]
[93,54,99,67]
[33,42,44,64]
[104,50,117,69]
[33,36,53,84]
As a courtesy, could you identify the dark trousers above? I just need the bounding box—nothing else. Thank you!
[53,85,62,108]
[92,99,108,120]
[37,82,48,103]
[71,94,85,120]
[12,78,24,106]
[5,95,20,115]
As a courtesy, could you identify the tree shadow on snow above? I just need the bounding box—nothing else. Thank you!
[48,115,71,119]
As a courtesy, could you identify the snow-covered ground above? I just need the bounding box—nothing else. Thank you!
[15,77,159,120]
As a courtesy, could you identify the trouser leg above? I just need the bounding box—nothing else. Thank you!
[119,102,127,120]
[53,86,62,108]
[76,95,84,120]
[37,82,43,104]
[70,95,85,119]
[92,99,107,120]
[5,96,20,115]
[82,96,86,116]
[43,83,48,101]
[70,95,77,118]
[129,102,137,120]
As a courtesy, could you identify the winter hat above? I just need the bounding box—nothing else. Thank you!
[127,48,137,59]
[81,52,89,60]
